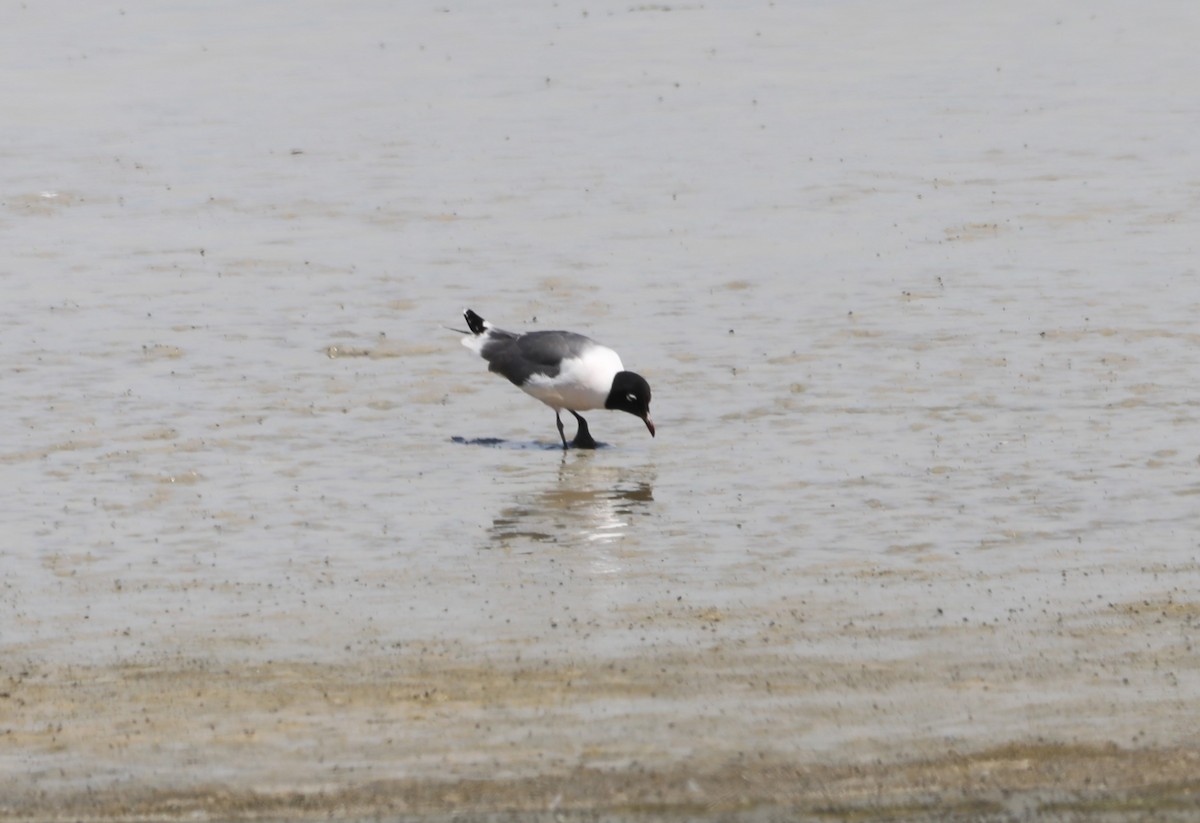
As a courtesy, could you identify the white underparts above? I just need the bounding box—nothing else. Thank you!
[523,347,623,411]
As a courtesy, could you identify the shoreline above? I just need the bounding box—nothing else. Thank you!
[6,740,1199,821]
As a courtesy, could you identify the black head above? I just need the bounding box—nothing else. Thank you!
[606,371,655,437]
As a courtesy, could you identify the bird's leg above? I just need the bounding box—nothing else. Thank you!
[569,410,597,449]
[555,411,569,450]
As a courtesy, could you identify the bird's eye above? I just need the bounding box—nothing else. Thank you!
[626,393,637,402]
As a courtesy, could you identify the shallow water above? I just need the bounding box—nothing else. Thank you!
[3,0,1200,818]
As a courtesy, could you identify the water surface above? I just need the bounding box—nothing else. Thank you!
[3,0,1199,818]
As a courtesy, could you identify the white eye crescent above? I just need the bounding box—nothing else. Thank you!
[626,393,637,402]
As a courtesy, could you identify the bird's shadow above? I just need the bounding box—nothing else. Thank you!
[451,436,610,451]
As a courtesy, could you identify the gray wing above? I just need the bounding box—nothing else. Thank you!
[481,330,596,386]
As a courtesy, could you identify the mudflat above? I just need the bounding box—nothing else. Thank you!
[4,1,1200,820]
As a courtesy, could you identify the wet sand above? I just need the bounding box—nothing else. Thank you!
[6,574,1200,821]
[4,0,1200,820]
[7,554,1200,820]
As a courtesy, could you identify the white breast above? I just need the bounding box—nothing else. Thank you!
[522,346,624,411]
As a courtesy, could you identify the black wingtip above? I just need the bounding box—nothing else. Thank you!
[464,309,487,335]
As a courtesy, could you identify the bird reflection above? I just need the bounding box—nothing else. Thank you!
[489,458,655,558]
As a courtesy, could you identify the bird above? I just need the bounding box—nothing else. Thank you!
[459,309,655,449]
